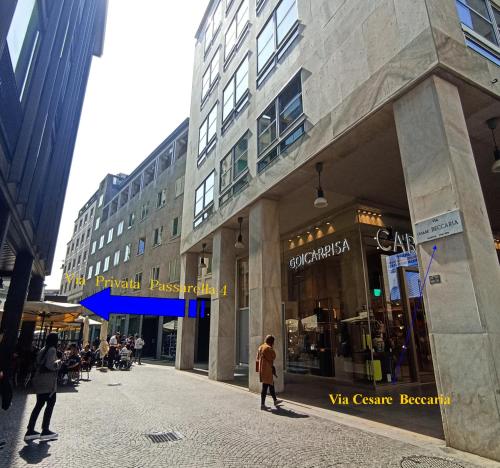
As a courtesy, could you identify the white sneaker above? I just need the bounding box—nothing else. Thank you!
[40,430,58,441]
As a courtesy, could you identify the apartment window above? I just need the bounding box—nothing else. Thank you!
[153,226,163,246]
[175,176,185,198]
[455,0,500,64]
[256,0,267,13]
[113,250,120,266]
[140,202,149,220]
[86,228,91,239]
[222,55,249,129]
[91,241,97,254]
[84,213,88,223]
[202,48,220,102]
[225,0,250,62]
[87,265,93,280]
[204,0,223,54]
[128,212,135,228]
[107,227,113,244]
[90,207,94,216]
[169,258,180,282]
[117,220,124,236]
[103,256,110,272]
[257,73,304,172]
[95,261,101,276]
[257,0,299,83]
[134,272,143,286]
[194,172,215,228]
[151,266,160,282]
[7,0,41,100]
[77,254,81,266]
[76,238,80,248]
[220,132,250,205]
[198,103,218,164]
[98,235,105,249]
[98,193,104,207]
[157,189,167,208]
[172,217,180,237]
[159,144,174,173]
[83,251,88,262]
[95,217,100,230]
[137,237,146,255]
[124,244,131,262]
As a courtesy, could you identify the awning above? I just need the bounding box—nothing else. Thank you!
[22,301,83,329]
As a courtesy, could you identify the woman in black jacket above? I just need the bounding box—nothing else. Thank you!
[24,333,61,442]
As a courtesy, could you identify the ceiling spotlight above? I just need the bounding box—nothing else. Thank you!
[487,118,500,173]
[235,217,245,249]
[200,243,207,268]
[314,162,328,208]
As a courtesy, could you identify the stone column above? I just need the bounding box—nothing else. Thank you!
[0,251,34,356]
[175,252,198,370]
[156,317,163,359]
[394,75,500,461]
[249,199,284,393]
[209,228,236,381]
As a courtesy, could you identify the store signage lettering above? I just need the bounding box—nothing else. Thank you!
[414,209,463,244]
[376,229,415,253]
[289,239,350,269]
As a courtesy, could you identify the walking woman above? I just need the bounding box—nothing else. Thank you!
[24,333,61,442]
[257,335,282,410]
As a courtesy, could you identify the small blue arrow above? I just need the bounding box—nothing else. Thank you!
[80,288,204,321]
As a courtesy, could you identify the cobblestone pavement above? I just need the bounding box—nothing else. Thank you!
[0,364,497,468]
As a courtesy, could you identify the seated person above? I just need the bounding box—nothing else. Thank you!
[118,344,132,370]
[60,344,81,383]
[80,344,93,370]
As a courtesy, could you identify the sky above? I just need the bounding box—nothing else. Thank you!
[44,0,208,289]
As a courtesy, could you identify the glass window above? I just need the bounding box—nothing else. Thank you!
[95,217,100,230]
[225,18,237,57]
[220,153,233,192]
[225,0,249,59]
[157,189,167,208]
[117,220,124,236]
[124,244,131,262]
[455,0,498,44]
[141,202,149,220]
[91,241,97,254]
[199,103,218,158]
[151,266,160,282]
[107,228,113,244]
[257,0,299,74]
[257,102,277,153]
[279,74,303,133]
[95,261,101,276]
[98,235,104,249]
[219,132,249,203]
[128,212,135,228]
[202,49,220,100]
[154,226,163,246]
[194,172,215,225]
[204,0,223,52]
[135,272,143,285]
[223,55,249,122]
[172,217,180,237]
[175,176,185,197]
[113,250,120,266]
[87,265,93,280]
[137,238,146,255]
[98,194,104,207]
[103,256,110,272]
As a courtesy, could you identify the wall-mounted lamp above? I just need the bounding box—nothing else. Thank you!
[200,243,207,268]
[314,162,328,208]
[486,117,500,173]
[235,217,245,249]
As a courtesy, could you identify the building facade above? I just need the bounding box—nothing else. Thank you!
[82,119,189,359]
[59,173,127,303]
[0,0,108,357]
[178,0,500,461]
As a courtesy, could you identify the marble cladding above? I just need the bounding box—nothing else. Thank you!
[175,252,198,370]
[209,228,236,381]
[248,199,284,393]
[394,76,500,462]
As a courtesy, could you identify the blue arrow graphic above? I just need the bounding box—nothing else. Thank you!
[80,288,204,321]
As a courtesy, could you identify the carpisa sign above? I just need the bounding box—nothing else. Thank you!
[414,209,463,244]
[289,239,350,269]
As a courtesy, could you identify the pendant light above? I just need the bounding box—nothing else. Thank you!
[200,243,207,268]
[235,217,245,249]
[314,162,328,208]
[487,118,500,173]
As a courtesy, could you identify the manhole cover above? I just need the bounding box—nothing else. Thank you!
[145,431,183,443]
[401,456,465,468]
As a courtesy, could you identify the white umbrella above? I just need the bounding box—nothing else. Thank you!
[82,317,90,345]
[99,319,108,340]
[74,316,102,326]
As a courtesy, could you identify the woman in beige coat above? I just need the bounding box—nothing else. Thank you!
[257,335,282,410]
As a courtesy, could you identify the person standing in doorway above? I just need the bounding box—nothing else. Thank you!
[25,333,61,442]
[257,335,282,410]
[134,335,144,365]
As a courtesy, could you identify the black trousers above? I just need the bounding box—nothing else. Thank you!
[28,393,56,431]
[0,374,13,410]
[261,383,277,405]
[108,347,116,368]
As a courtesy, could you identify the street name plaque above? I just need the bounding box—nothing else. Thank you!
[414,209,463,244]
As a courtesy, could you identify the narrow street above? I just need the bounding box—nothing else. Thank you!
[0,364,495,468]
